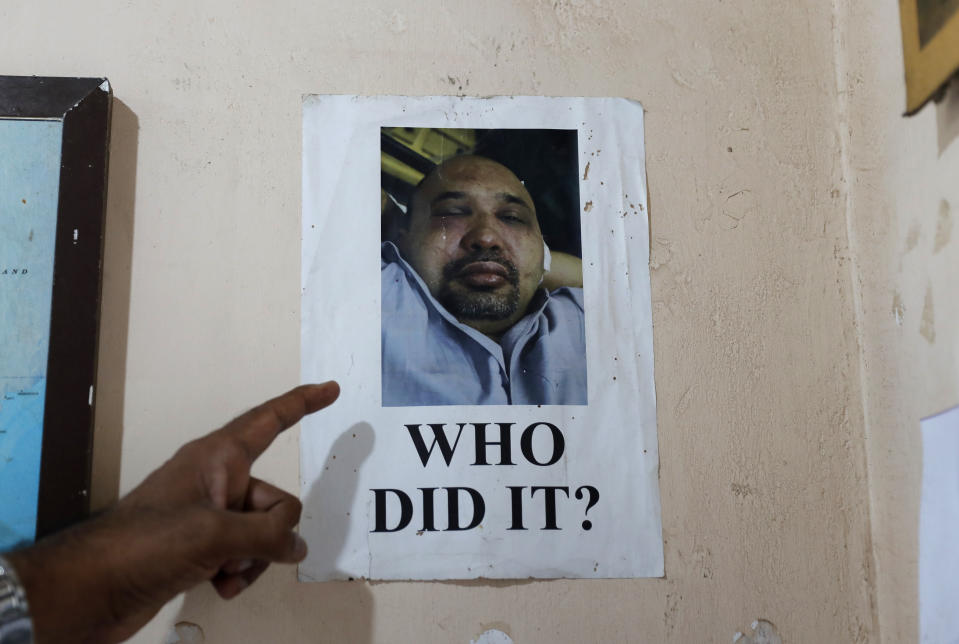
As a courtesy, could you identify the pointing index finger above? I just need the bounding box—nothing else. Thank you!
[222,382,340,461]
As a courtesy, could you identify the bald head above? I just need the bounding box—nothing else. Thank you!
[407,156,533,216]
[398,155,546,339]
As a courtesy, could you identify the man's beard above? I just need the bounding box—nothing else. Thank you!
[438,251,520,321]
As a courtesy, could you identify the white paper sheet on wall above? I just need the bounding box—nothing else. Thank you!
[920,404,959,643]
[299,95,662,580]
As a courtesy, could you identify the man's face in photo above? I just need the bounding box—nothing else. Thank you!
[399,155,545,335]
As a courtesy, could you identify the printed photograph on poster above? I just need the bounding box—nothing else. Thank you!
[301,95,662,581]
[380,127,586,407]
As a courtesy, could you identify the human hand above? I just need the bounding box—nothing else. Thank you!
[5,382,339,644]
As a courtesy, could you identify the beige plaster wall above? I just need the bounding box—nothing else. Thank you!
[4,0,948,640]
[838,0,959,641]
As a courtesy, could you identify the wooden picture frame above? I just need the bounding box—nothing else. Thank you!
[0,76,111,548]
[900,0,959,114]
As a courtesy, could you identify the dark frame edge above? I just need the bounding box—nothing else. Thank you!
[35,78,112,537]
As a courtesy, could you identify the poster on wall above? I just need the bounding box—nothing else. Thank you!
[300,95,662,580]
[919,405,959,643]
[900,0,959,114]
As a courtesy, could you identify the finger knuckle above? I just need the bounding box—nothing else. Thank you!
[173,438,204,461]
[288,496,303,519]
[271,497,302,530]
[220,436,253,468]
[199,509,226,538]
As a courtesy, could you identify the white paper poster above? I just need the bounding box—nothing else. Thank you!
[300,95,662,580]
[920,404,959,643]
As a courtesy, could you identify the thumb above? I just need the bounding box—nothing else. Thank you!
[217,496,307,564]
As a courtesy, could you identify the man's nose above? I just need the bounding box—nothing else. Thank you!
[461,214,504,252]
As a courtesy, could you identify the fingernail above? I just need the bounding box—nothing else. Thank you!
[293,534,308,560]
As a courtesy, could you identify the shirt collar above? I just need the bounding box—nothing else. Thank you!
[382,241,550,349]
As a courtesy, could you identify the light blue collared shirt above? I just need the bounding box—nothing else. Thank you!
[381,242,587,406]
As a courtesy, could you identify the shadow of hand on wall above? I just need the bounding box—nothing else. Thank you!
[299,421,375,581]
[171,423,375,643]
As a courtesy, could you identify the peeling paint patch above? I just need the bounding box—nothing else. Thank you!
[905,221,921,252]
[720,189,755,229]
[674,385,693,417]
[934,199,952,253]
[732,619,781,644]
[671,69,695,89]
[164,621,205,644]
[388,10,407,33]
[471,628,513,644]
[920,283,936,343]
[892,292,905,326]
[649,237,672,270]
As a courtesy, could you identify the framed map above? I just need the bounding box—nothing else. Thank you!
[901,0,959,114]
[0,77,111,550]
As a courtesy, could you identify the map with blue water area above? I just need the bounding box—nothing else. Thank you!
[0,118,63,550]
